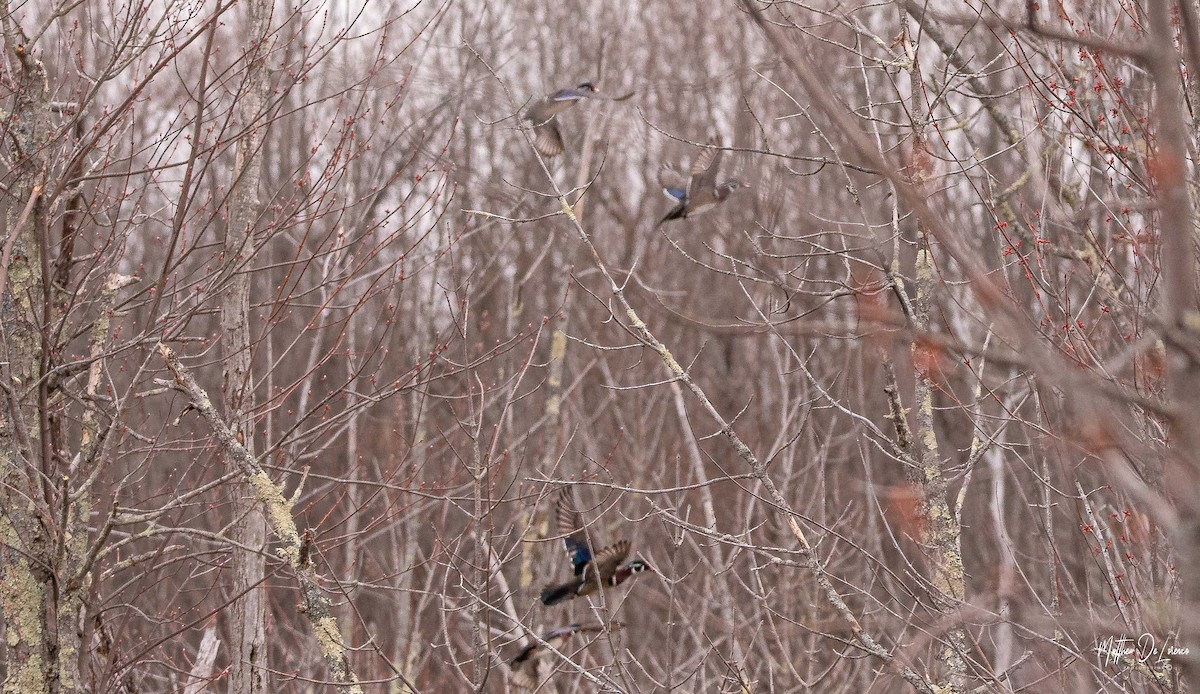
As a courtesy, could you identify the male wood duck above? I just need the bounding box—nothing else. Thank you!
[522,82,599,158]
[658,142,749,226]
[508,623,607,690]
[540,487,653,606]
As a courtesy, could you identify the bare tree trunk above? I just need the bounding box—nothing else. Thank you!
[1148,0,1200,687]
[897,18,969,681]
[160,344,368,693]
[225,2,272,692]
[0,10,52,692]
[904,25,968,689]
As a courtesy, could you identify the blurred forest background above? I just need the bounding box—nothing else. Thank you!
[2,0,1199,691]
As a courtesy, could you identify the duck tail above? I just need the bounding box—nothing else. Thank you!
[540,580,578,606]
[658,206,686,227]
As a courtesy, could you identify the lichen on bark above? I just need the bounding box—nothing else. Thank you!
[0,14,54,693]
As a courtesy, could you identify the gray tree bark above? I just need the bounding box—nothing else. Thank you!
[225,2,273,691]
[0,12,53,693]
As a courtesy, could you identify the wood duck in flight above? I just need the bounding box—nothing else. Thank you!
[508,623,608,690]
[522,82,599,158]
[540,486,653,606]
[658,141,748,226]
